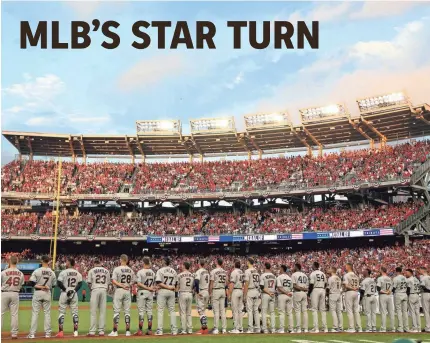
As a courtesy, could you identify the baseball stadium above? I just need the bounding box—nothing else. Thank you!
[1,93,430,343]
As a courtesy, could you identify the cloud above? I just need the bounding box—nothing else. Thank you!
[225,71,244,90]
[350,1,420,20]
[63,1,102,18]
[255,16,430,122]
[117,54,187,92]
[2,74,65,114]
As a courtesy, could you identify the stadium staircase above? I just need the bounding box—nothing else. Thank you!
[395,156,430,237]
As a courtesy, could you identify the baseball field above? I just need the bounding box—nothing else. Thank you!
[1,301,429,343]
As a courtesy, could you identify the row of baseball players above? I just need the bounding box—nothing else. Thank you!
[2,254,430,339]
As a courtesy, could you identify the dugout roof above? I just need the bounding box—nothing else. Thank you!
[3,103,430,158]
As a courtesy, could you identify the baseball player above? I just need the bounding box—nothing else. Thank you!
[28,255,57,339]
[209,258,227,334]
[419,266,430,332]
[259,262,276,333]
[292,263,309,333]
[109,254,136,337]
[276,264,293,333]
[135,257,155,336]
[86,258,110,336]
[392,266,409,332]
[56,257,83,338]
[177,261,194,334]
[155,257,178,336]
[1,255,24,339]
[194,259,210,334]
[405,269,421,333]
[342,262,362,333]
[327,267,343,332]
[309,262,327,333]
[360,268,377,332]
[376,266,395,332]
[244,257,260,334]
[228,260,244,334]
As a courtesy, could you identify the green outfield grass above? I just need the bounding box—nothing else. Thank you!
[1,301,428,343]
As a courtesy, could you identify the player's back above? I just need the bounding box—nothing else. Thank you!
[210,267,227,289]
[260,272,276,293]
[245,267,260,289]
[393,275,407,294]
[195,268,209,291]
[327,275,342,294]
[421,274,430,289]
[112,265,135,288]
[276,273,293,294]
[1,267,24,292]
[407,276,421,294]
[137,268,155,289]
[156,266,178,290]
[361,277,376,295]
[30,267,56,290]
[88,266,110,290]
[59,268,83,292]
[230,268,244,289]
[178,271,194,292]
[343,271,359,290]
[292,271,309,290]
[377,275,393,293]
[310,270,326,288]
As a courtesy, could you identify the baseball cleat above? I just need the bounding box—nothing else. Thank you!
[108,331,118,337]
[212,329,219,335]
[245,329,254,334]
[27,335,35,339]
[345,329,356,333]
[73,331,78,337]
[134,330,143,336]
[310,329,319,333]
[55,332,64,338]
[146,330,153,335]
[86,333,96,337]
[196,329,208,335]
[125,331,131,337]
[155,330,163,336]
[98,332,104,336]
[187,330,193,334]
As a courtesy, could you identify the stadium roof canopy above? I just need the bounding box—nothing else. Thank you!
[3,94,430,160]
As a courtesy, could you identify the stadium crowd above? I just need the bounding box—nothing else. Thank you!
[1,140,428,194]
[0,201,422,237]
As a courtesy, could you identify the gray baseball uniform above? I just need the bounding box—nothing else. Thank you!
[260,271,276,332]
[420,274,430,332]
[210,267,227,331]
[155,266,178,333]
[244,267,260,332]
[343,271,361,331]
[327,274,343,330]
[29,267,56,336]
[1,267,24,337]
[393,274,408,331]
[136,268,155,330]
[277,273,294,332]
[87,266,110,335]
[195,267,210,329]
[360,277,377,331]
[377,275,395,331]
[309,270,327,331]
[407,276,421,331]
[58,268,83,330]
[230,268,244,331]
[178,271,194,333]
[292,271,309,331]
[111,265,135,331]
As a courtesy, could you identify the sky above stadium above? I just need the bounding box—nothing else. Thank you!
[1,1,430,162]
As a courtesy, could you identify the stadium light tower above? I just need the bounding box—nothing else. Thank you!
[356,91,410,114]
[244,112,290,129]
[136,120,181,135]
[299,103,348,123]
[190,116,236,134]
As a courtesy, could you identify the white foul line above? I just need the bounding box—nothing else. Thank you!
[358,340,384,343]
